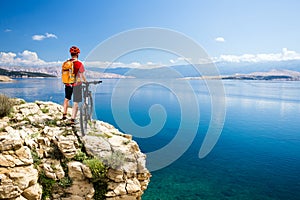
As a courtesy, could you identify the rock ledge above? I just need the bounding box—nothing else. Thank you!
[0,100,151,200]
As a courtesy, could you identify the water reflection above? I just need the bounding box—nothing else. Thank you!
[0,78,64,103]
[224,80,300,116]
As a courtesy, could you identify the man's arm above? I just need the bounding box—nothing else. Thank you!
[79,62,87,82]
[81,72,87,82]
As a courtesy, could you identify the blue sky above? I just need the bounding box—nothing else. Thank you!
[1,0,300,67]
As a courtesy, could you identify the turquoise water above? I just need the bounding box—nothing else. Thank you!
[1,78,300,200]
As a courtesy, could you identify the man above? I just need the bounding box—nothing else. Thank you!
[62,46,86,125]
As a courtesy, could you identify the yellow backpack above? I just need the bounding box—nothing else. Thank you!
[61,60,75,84]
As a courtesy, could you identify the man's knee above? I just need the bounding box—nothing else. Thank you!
[73,102,79,109]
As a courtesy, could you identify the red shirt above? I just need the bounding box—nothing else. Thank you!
[73,59,84,75]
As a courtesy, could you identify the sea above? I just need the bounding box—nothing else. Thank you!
[1,78,300,200]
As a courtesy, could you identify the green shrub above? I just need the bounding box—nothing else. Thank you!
[83,158,108,200]
[38,171,56,200]
[83,158,107,182]
[41,108,49,113]
[49,144,64,160]
[58,176,72,188]
[73,150,88,162]
[0,94,14,118]
[31,150,42,168]
[93,181,108,200]
[45,119,58,127]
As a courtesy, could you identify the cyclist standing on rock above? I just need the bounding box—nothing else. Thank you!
[62,46,86,125]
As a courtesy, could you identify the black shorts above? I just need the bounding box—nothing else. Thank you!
[65,85,82,102]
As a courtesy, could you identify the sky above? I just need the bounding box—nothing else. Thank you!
[1,0,300,68]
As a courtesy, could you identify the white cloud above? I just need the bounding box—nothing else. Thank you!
[32,32,57,41]
[32,35,45,41]
[169,59,175,64]
[214,48,300,63]
[45,33,57,38]
[215,37,225,42]
[2,48,300,69]
[4,29,12,32]
[169,57,191,64]
[0,52,16,63]
[0,50,60,67]
[84,61,165,69]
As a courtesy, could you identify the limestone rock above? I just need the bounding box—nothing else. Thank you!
[15,146,33,165]
[0,100,150,200]
[107,169,124,182]
[81,164,93,179]
[8,165,39,190]
[0,146,32,167]
[18,103,41,116]
[64,180,95,200]
[67,161,86,181]
[42,159,65,180]
[84,124,151,199]
[108,182,127,196]
[82,135,112,158]
[22,184,42,200]
[0,133,23,151]
[57,135,78,159]
[126,178,141,194]
[0,183,21,199]
[65,162,95,199]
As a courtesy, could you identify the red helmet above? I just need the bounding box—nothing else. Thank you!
[69,46,80,54]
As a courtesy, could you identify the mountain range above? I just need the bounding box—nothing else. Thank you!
[90,60,300,79]
[220,70,300,81]
[1,60,300,80]
[0,66,130,79]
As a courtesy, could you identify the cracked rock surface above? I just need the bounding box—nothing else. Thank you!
[0,99,151,200]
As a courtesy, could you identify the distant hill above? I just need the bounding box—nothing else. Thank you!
[0,66,131,79]
[89,66,201,78]
[221,70,300,81]
[0,67,56,78]
[88,60,300,78]
[215,60,300,75]
[1,59,299,79]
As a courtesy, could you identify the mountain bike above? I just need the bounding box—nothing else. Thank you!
[79,80,102,135]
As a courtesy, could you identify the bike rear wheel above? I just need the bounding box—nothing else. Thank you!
[79,93,94,136]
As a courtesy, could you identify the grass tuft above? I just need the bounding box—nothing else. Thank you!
[0,94,14,118]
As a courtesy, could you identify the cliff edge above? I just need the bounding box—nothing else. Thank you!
[0,99,151,200]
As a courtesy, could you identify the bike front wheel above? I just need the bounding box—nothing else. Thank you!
[80,93,94,136]
[86,92,93,120]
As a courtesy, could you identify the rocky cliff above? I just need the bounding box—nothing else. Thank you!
[0,100,151,200]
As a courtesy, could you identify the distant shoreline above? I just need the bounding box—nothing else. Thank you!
[180,70,300,81]
[180,76,300,81]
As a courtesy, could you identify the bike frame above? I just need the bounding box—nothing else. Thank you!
[79,80,102,135]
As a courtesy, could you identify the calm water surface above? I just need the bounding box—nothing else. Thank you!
[1,78,300,200]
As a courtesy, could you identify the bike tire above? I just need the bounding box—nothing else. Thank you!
[80,104,87,136]
[87,93,93,120]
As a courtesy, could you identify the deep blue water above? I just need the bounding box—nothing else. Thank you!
[1,78,300,200]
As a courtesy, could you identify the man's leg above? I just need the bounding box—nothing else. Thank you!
[63,85,73,120]
[71,102,79,121]
[63,98,69,114]
[71,85,82,123]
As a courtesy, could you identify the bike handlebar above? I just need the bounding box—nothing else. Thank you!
[82,80,102,85]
